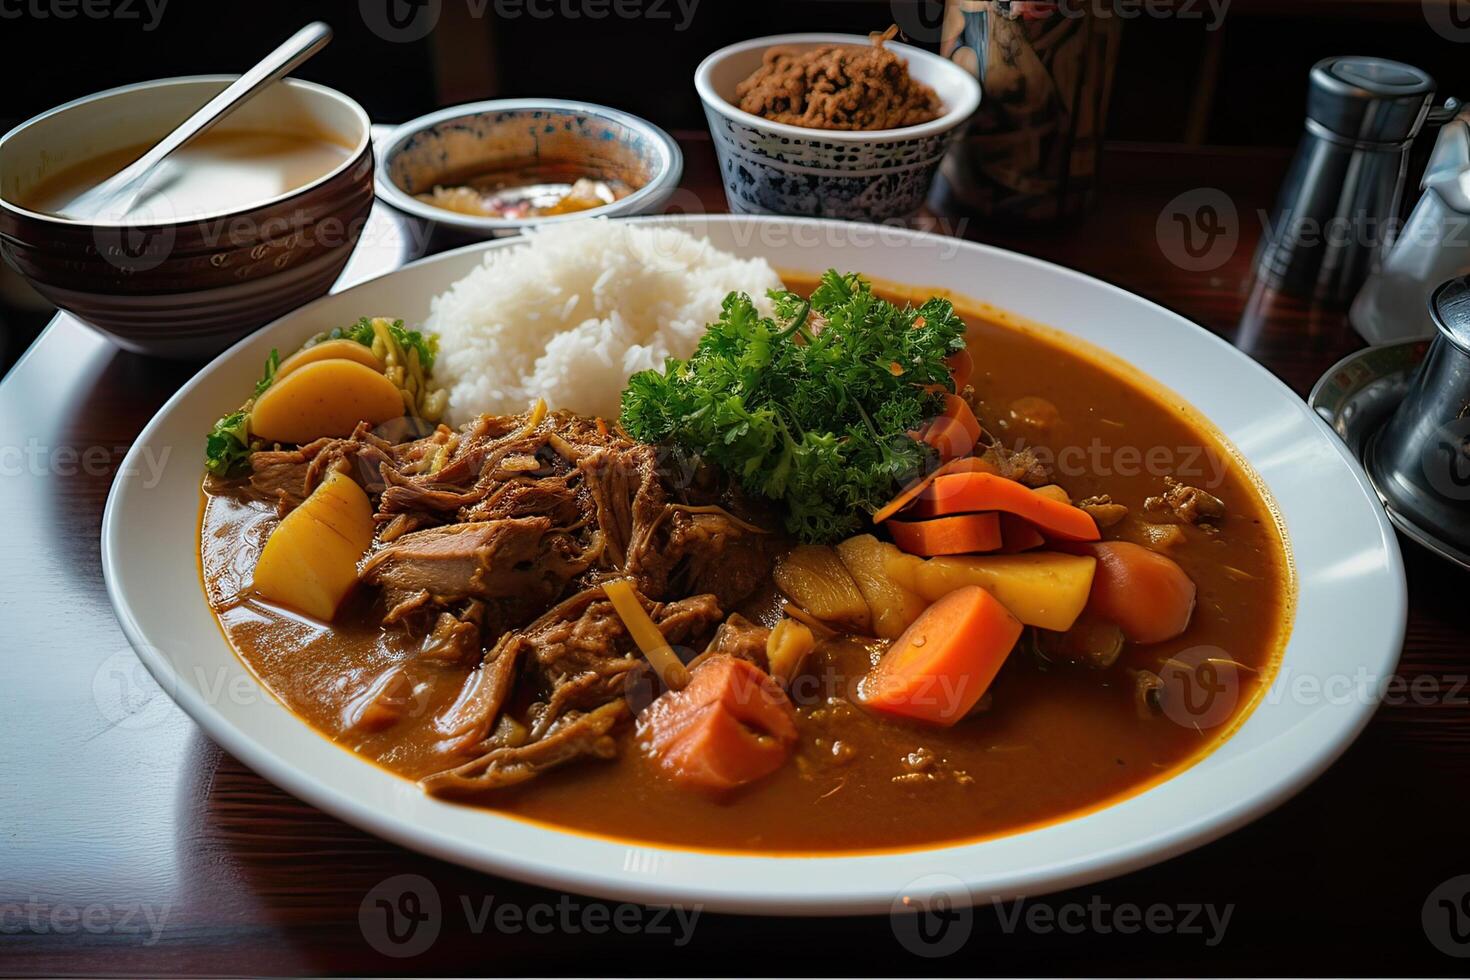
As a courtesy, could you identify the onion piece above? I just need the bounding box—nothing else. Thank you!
[603,578,690,690]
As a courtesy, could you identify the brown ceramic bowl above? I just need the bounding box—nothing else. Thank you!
[0,75,374,359]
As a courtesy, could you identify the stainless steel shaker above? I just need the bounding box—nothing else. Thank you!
[1255,57,1436,304]
[1367,275,1470,556]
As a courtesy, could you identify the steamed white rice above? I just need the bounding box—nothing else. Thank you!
[428,221,782,423]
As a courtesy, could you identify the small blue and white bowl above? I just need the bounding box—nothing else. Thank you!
[695,33,981,223]
[376,98,683,252]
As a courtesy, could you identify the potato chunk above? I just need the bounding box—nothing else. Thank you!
[275,338,384,380]
[766,618,816,686]
[253,470,375,620]
[835,534,927,640]
[251,358,405,444]
[884,550,1096,632]
[773,545,870,632]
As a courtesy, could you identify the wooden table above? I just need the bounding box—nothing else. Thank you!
[4,135,1466,976]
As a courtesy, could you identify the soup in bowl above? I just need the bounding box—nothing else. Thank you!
[0,75,374,359]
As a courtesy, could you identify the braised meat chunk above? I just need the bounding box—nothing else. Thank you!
[1145,476,1226,525]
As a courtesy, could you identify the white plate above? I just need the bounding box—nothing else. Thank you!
[103,215,1405,914]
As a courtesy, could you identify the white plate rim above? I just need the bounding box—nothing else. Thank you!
[102,214,1406,915]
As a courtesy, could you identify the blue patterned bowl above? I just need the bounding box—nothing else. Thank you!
[695,33,981,223]
[375,99,682,250]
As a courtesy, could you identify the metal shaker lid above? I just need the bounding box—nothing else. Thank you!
[1431,275,1470,356]
[1307,56,1434,144]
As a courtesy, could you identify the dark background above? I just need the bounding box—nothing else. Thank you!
[2,0,1467,364]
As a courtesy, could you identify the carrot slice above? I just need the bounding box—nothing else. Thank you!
[998,513,1046,553]
[859,585,1022,726]
[947,347,974,390]
[903,472,1100,542]
[638,655,798,791]
[920,393,982,462]
[888,512,1002,556]
[872,456,1000,525]
[1070,541,1196,643]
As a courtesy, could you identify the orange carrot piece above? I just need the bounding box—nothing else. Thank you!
[947,347,974,390]
[1071,541,1196,644]
[920,393,982,462]
[872,456,1000,525]
[888,512,1002,556]
[997,513,1046,553]
[903,472,1101,542]
[860,585,1022,726]
[638,655,797,791]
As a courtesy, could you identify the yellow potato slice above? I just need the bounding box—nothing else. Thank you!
[275,338,384,380]
[835,534,927,640]
[884,550,1097,632]
[773,544,871,633]
[253,469,375,620]
[251,358,405,444]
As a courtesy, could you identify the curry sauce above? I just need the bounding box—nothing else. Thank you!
[199,284,1293,854]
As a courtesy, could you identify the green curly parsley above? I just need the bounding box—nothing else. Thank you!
[619,270,968,542]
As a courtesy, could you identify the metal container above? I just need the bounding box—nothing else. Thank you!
[1367,274,1470,552]
[1255,56,1435,304]
[1350,103,1470,344]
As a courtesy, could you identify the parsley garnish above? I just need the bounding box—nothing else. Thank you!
[619,270,968,542]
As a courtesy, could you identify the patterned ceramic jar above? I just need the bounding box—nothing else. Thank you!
[695,33,981,223]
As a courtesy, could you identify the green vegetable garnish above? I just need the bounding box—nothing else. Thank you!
[619,270,968,542]
[327,317,438,372]
[203,348,280,478]
[253,348,280,397]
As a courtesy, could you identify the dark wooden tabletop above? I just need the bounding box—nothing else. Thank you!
[3,134,1467,977]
